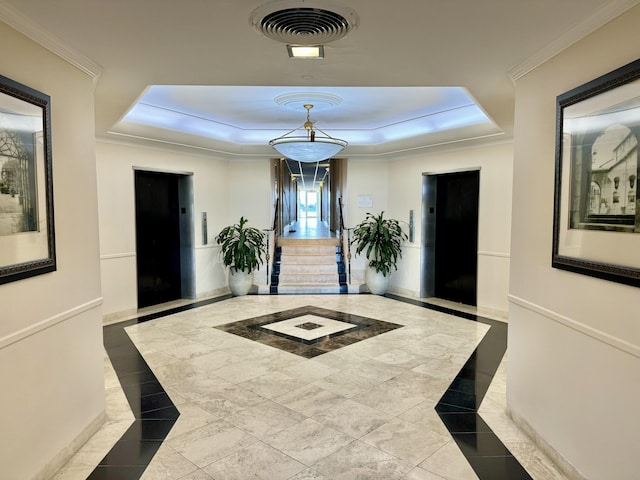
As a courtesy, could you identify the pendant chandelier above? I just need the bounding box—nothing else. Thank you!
[269,104,347,163]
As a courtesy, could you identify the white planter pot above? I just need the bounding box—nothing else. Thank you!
[366,266,390,295]
[228,268,253,296]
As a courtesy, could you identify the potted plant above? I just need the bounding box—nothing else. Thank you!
[215,216,266,296]
[351,211,407,295]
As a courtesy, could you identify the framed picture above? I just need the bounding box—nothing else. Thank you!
[0,75,55,285]
[553,58,640,287]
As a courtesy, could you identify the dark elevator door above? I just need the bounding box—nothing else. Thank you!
[135,170,182,308]
[434,170,479,306]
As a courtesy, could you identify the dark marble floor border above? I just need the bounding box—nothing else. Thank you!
[385,294,533,480]
[95,293,532,480]
[89,295,232,480]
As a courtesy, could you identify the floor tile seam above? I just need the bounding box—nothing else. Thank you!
[121,379,165,393]
[106,437,165,446]
[357,436,439,468]
[445,385,482,395]
[131,403,179,416]
[194,438,265,471]
[319,395,401,425]
[267,437,361,469]
[160,443,200,470]
[463,454,517,459]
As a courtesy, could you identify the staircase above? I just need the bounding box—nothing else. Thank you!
[269,237,348,294]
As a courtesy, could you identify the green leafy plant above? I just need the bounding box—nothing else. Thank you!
[215,216,266,273]
[351,211,407,276]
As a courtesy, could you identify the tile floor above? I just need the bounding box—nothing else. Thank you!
[52,294,569,480]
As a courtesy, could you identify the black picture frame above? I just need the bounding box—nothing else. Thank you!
[0,74,56,284]
[552,58,640,287]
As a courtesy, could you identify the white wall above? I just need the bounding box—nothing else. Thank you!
[509,6,640,479]
[224,158,272,287]
[344,159,390,284]
[375,142,513,314]
[98,142,513,315]
[0,22,104,480]
[226,159,272,229]
[96,142,272,318]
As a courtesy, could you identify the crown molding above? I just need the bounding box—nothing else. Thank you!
[508,0,640,81]
[0,0,102,80]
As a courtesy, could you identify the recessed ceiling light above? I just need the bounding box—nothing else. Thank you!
[287,45,324,58]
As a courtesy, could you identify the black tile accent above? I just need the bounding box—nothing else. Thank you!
[467,455,533,480]
[118,419,177,441]
[92,295,231,479]
[98,439,164,466]
[86,465,148,480]
[128,391,177,417]
[386,293,532,480]
[117,369,160,388]
[438,412,493,434]
[139,406,181,420]
[453,431,514,457]
[214,305,403,358]
[121,380,166,398]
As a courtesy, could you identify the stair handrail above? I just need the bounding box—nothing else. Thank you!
[261,198,280,285]
[262,228,273,285]
[338,196,352,284]
[272,197,279,232]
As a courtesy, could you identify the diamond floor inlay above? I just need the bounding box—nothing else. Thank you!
[215,306,403,358]
[262,315,357,341]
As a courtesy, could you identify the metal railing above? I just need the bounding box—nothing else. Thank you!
[262,198,280,285]
[338,197,352,284]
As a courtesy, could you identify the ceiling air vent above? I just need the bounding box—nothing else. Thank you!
[250,1,359,45]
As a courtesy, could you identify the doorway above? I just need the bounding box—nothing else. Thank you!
[421,169,480,306]
[277,157,343,237]
[134,169,195,308]
[298,189,319,219]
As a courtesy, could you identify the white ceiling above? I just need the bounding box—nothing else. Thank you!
[2,0,636,159]
[115,85,499,154]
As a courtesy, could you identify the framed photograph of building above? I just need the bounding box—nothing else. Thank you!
[0,75,56,284]
[553,58,640,287]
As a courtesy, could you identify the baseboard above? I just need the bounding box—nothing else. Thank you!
[33,410,106,480]
[387,286,420,299]
[476,305,509,322]
[387,287,509,321]
[102,308,138,325]
[102,288,231,325]
[507,406,586,480]
[197,287,231,299]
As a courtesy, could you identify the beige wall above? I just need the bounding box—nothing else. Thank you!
[0,22,104,480]
[344,159,390,284]
[96,142,272,318]
[98,142,513,316]
[384,142,513,313]
[509,6,640,479]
